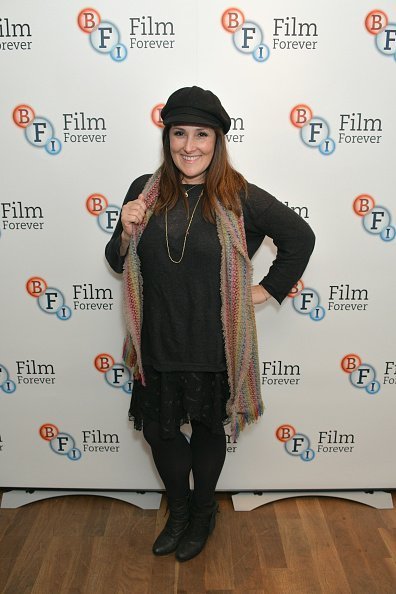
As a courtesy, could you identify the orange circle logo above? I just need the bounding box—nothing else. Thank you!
[86,194,108,215]
[221,8,245,33]
[290,104,313,128]
[353,194,375,216]
[365,10,388,35]
[26,277,47,297]
[276,424,296,442]
[341,354,362,374]
[94,353,115,372]
[77,8,101,33]
[39,423,59,441]
[13,104,35,128]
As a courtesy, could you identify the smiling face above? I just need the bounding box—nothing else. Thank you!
[169,125,216,184]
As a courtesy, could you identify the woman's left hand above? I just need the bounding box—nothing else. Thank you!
[251,285,272,305]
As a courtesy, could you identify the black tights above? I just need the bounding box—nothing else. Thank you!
[142,420,226,506]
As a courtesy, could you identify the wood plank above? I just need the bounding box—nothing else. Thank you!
[108,511,155,594]
[232,590,269,594]
[1,500,59,594]
[319,496,379,593]
[378,527,396,560]
[250,503,287,569]
[0,506,38,593]
[274,500,316,569]
[0,508,17,541]
[52,495,110,538]
[233,589,267,594]
[204,507,234,591]
[346,499,396,593]
[84,536,132,594]
[147,555,177,594]
[273,497,301,521]
[269,568,323,594]
[31,535,94,594]
[273,499,322,591]
[383,557,396,583]
[296,497,352,593]
[229,510,265,591]
[379,492,396,528]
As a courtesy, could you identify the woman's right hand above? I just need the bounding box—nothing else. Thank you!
[120,194,147,255]
[121,194,147,237]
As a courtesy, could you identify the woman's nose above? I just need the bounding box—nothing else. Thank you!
[184,134,196,153]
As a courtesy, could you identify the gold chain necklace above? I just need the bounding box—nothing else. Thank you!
[184,184,199,197]
[165,191,203,264]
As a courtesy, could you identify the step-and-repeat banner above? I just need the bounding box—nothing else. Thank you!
[1,0,395,491]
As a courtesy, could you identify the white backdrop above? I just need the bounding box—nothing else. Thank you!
[1,0,395,491]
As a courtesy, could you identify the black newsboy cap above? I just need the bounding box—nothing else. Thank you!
[161,86,231,134]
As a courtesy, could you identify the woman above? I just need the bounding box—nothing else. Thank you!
[105,86,315,561]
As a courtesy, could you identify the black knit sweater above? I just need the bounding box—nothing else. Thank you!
[105,174,315,372]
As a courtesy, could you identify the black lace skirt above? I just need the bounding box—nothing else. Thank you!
[128,364,231,439]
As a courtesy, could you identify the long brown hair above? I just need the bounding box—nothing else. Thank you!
[155,125,246,223]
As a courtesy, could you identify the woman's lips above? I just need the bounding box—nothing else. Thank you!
[181,155,201,162]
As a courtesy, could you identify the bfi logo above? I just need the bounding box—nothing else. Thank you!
[77,8,127,61]
[290,104,336,155]
[39,423,82,461]
[221,8,270,62]
[276,424,315,462]
[86,194,120,234]
[289,280,325,321]
[221,8,319,60]
[12,104,62,155]
[353,194,395,242]
[26,277,72,321]
[341,354,380,395]
[94,353,132,393]
[365,10,396,60]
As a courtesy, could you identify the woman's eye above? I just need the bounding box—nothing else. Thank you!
[198,132,208,137]
[174,130,184,136]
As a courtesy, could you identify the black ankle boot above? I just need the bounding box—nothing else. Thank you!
[175,500,218,562]
[152,495,190,556]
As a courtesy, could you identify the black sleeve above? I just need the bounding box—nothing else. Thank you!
[243,183,315,305]
[104,174,151,273]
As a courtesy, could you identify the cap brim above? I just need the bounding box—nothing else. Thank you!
[162,113,220,129]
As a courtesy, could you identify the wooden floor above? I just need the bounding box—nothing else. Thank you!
[0,490,395,594]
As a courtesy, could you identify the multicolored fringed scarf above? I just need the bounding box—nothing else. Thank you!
[123,168,264,439]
